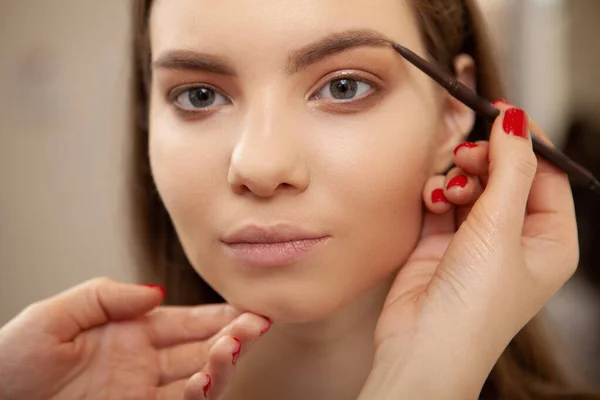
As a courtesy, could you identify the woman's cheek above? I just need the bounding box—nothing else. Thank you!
[149,123,225,246]
[314,118,434,270]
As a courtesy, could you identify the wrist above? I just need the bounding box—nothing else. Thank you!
[358,343,489,400]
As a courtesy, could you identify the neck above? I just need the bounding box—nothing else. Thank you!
[228,278,393,400]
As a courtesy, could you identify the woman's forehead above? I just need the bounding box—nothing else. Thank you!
[149,0,422,61]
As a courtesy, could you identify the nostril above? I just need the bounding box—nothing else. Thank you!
[238,184,253,194]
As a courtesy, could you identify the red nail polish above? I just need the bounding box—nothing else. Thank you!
[141,284,166,298]
[502,108,528,138]
[447,175,468,189]
[431,189,449,203]
[453,141,478,155]
[493,99,509,107]
[203,375,211,398]
[260,318,272,336]
[232,338,241,365]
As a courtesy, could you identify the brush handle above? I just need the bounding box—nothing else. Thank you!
[391,42,600,194]
[530,135,600,191]
[452,79,598,190]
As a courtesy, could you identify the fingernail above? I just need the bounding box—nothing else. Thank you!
[232,338,241,365]
[503,108,528,138]
[431,188,449,203]
[203,375,211,398]
[260,317,272,336]
[453,141,478,155]
[141,284,166,299]
[447,175,468,189]
[493,99,509,107]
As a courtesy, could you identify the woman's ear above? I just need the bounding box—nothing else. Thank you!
[432,54,477,173]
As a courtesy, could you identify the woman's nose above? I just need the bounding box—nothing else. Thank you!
[227,112,310,198]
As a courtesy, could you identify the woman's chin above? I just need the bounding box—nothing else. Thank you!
[203,259,397,324]
[224,291,351,324]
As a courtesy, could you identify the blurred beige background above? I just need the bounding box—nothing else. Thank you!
[1,0,600,382]
[0,0,136,324]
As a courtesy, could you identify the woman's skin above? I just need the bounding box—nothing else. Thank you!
[148,0,576,399]
[0,0,577,399]
[149,0,470,327]
[149,0,473,398]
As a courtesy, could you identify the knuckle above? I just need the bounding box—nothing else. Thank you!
[85,278,115,318]
[547,225,580,284]
[209,336,233,361]
[220,304,240,319]
[560,241,579,280]
[21,301,46,319]
[229,312,260,333]
[536,238,579,291]
[208,339,222,357]
[238,312,258,325]
[159,349,175,375]
[89,276,114,289]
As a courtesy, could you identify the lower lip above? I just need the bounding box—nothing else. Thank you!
[223,237,329,268]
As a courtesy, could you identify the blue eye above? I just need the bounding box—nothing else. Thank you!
[315,79,372,100]
[175,87,230,111]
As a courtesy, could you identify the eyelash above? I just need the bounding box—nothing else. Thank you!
[167,83,230,118]
[308,70,382,110]
[167,70,381,117]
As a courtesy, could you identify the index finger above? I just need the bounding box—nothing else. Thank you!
[148,303,241,348]
[30,278,163,342]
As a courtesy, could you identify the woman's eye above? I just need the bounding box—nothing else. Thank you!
[315,78,372,101]
[174,87,230,111]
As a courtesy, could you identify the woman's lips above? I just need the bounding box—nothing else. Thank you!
[221,225,330,267]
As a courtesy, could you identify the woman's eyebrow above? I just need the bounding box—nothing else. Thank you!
[286,29,392,73]
[152,51,236,76]
[152,29,392,76]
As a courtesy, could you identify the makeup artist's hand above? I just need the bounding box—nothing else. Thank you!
[0,278,270,400]
[182,312,271,400]
[360,102,578,399]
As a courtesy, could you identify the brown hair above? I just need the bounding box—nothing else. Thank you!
[130,0,597,398]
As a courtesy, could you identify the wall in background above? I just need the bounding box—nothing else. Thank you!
[569,0,600,127]
[0,1,136,324]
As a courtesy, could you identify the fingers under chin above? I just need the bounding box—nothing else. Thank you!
[158,341,209,386]
[206,312,270,350]
[204,336,241,399]
[184,373,211,400]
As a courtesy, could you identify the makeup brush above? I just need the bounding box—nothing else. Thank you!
[391,42,600,194]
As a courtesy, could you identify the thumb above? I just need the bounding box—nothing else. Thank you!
[432,106,535,301]
[385,210,454,307]
[469,106,535,238]
[30,278,165,342]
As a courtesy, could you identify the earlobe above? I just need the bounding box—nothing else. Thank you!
[432,54,477,173]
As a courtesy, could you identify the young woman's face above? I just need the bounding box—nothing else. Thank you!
[148,0,464,321]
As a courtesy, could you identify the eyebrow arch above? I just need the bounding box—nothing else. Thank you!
[153,50,237,76]
[286,29,392,73]
[152,29,393,77]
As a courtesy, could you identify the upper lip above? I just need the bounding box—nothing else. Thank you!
[221,224,328,244]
